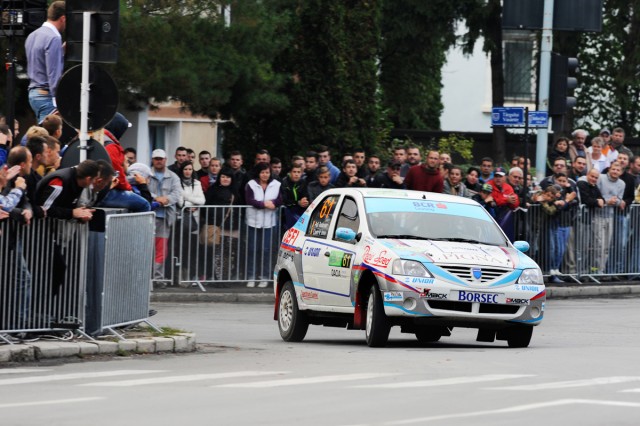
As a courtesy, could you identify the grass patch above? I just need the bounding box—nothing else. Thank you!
[150,327,187,338]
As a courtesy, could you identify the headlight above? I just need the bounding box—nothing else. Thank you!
[392,259,433,277]
[517,268,543,284]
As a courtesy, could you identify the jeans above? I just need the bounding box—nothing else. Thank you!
[99,189,151,212]
[246,226,274,281]
[605,212,628,274]
[547,222,570,271]
[28,89,56,124]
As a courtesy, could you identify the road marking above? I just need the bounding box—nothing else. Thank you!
[486,376,640,391]
[384,399,640,425]
[0,397,105,408]
[351,374,534,389]
[216,373,394,388]
[0,370,166,386]
[0,369,52,375]
[81,371,288,387]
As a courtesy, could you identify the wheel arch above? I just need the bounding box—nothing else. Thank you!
[353,269,380,329]
[274,269,294,321]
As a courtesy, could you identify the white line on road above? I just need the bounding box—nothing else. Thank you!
[486,376,640,391]
[0,370,166,386]
[384,399,640,425]
[81,371,289,387]
[216,373,394,388]
[0,397,105,409]
[0,368,52,375]
[351,374,534,389]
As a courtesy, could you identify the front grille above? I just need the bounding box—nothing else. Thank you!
[437,264,512,284]
[427,300,472,312]
[479,304,519,314]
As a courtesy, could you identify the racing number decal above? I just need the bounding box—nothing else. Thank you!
[328,251,353,268]
[319,197,336,219]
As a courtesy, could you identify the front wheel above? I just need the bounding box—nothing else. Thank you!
[365,286,390,347]
[507,326,533,348]
[278,281,309,342]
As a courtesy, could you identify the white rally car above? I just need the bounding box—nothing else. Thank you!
[273,188,545,348]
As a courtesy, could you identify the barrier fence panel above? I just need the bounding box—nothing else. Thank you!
[0,218,88,338]
[152,206,284,290]
[98,212,156,335]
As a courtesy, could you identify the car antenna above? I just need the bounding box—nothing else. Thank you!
[422,194,426,199]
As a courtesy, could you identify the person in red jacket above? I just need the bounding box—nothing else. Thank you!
[486,167,519,241]
[404,150,444,193]
[99,112,150,212]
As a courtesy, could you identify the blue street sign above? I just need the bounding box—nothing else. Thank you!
[528,111,549,128]
[491,107,525,127]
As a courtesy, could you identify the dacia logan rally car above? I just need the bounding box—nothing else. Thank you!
[273,188,545,348]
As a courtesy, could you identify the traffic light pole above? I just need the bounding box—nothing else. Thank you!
[79,11,92,163]
[535,0,554,183]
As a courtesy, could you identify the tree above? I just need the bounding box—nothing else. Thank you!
[575,0,640,136]
[271,0,383,157]
[379,1,460,130]
[459,0,507,163]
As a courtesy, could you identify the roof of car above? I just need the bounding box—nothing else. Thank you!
[322,188,479,206]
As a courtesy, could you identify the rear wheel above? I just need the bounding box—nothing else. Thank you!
[278,281,308,342]
[507,326,533,348]
[365,286,390,347]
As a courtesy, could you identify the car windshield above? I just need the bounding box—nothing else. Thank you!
[365,197,509,246]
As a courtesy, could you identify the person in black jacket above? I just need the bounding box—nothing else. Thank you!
[203,167,240,281]
[370,160,405,189]
[280,163,309,229]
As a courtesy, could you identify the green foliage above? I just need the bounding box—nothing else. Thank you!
[575,0,640,136]
[379,0,461,130]
[437,133,474,162]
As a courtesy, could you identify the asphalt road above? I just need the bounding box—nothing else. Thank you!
[1,299,640,426]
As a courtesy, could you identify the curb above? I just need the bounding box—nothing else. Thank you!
[547,284,640,298]
[0,333,197,363]
[151,292,274,304]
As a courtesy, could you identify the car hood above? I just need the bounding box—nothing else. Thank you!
[383,239,517,269]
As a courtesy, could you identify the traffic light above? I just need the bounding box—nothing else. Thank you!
[0,0,46,36]
[549,53,579,116]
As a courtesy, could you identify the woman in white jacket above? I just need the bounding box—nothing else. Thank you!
[177,161,205,283]
[244,162,282,287]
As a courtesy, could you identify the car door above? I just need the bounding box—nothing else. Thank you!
[300,194,341,305]
[316,196,360,307]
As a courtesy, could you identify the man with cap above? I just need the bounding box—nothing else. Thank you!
[472,183,496,218]
[486,167,520,241]
[98,113,150,212]
[148,148,183,282]
[370,159,406,189]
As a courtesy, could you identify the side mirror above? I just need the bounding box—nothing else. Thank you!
[513,240,530,253]
[336,227,357,242]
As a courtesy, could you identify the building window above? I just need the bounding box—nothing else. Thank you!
[503,35,536,103]
[149,124,166,151]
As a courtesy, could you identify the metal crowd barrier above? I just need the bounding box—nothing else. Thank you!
[152,205,284,290]
[94,212,157,338]
[0,218,89,342]
[515,203,640,282]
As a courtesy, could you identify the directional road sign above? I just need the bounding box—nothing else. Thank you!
[491,107,526,127]
[528,111,549,128]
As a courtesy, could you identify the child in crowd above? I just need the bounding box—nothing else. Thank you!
[472,183,496,218]
[281,164,309,229]
[307,166,334,202]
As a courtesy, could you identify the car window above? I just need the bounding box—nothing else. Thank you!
[306,195,340,239]
[333,197,360,241]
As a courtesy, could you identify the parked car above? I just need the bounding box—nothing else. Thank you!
[273,188,545,348]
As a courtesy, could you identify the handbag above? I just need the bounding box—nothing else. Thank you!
[199,195,234,246]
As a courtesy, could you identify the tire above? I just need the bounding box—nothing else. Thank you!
[365,286,390,347]
[278,281,309,342]
[415,328,442,343]
[507,326,533,348]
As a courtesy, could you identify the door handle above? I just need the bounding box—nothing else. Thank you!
[324,251,331,257]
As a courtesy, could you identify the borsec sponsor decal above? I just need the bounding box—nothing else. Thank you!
[457,290,499,304]
[506,298,530,305]
[383,291,403,302]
